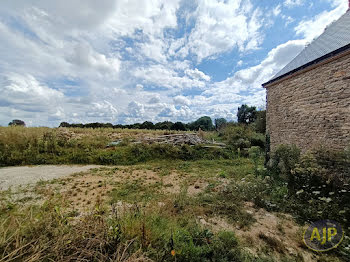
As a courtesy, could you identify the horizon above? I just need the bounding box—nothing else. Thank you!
[0,0,348,127]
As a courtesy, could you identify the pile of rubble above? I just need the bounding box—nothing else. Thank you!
[140,133,207,145]
[107,133,226,148]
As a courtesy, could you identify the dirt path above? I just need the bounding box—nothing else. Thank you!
[0,165,100,190]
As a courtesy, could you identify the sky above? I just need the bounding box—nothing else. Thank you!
[0,0,348,127]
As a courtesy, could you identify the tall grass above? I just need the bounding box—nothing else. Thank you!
[0,127,235,167]
[0,190,263,262]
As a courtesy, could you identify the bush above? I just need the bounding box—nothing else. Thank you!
[260,144,350,235]
[269,144,300,182]
[221,124,265,152]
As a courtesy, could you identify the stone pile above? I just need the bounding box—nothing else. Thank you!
[140,133,207,145]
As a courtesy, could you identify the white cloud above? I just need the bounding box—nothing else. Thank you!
[148,95,161,104]
[185,68,210,81]
[108,0,180,37]
[127,101,145,118]
[0,0,346,126]
[173,96,191,106]
[158,105,193,121]
[0,73,64,113]
[133,64,207,90]
[68,43,120,75]
[294,0,347,41]
[86,101,118,121]
[273,5,281,16]
[136,84,144,90]
[179,0,264,62]
[284,0,304,8]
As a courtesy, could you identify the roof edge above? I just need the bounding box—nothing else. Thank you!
[262,43,350,88]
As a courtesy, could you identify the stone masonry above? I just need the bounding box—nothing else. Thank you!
[265,51,350,152]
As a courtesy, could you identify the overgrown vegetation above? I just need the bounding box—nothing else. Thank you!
[1,121,349,261]
[0,126,237,167]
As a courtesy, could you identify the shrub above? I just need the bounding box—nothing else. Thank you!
[269,144,300,182]
[221,124,266,153]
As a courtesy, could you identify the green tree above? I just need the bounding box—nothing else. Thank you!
[8,119,26,127]
[140,121,154,130]
[237,104,257,124]
[154,121,173,130]
[214,118,227,130]
[254,110,266,133]
[189,116,214,131]
[59,122,70,127]
[171,122,186,131]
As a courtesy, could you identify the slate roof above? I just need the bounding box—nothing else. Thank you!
[263,10,350,86]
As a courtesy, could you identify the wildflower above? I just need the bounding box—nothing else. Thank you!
[171,250,176,256]
[325,197,332,203]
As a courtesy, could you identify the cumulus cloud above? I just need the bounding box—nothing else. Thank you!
[0,73,64,113]
[127,101,145,118]
[0,0,345,126]
[148,95,161,104]
[158,105,193,121]
[179,0,264,61]
[68,43,120,75]
[173,95,191,106]
[294,0,347,41]
[185,68,210,81]
[133,65,207,90]
[86,101,118,121]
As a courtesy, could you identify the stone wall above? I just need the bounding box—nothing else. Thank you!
[266,51,350,152]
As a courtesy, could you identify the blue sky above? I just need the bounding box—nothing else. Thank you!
[0,0,348,126]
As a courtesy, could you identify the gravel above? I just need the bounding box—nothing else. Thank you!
[0,165,100,190]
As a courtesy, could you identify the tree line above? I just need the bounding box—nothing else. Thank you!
[58,104,266,132]
[7,104,265,133]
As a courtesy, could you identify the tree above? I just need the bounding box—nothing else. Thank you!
[254,110,266,134]
[154,121,173,130]
[8,119,26,127]
[237,104,257,124]
[189,116,214,131]
[215,118,227,130]
[140,121,154,130]
[171,122,186,131]
[59,122,70,127]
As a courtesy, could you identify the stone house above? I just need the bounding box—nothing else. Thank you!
[262,9,350,152]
